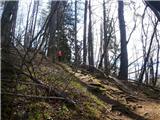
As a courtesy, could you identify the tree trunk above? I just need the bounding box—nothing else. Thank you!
[47,1,59,62]
[24,1,32,48]
[88,0,94,67]
[149,57,155,85]
[154,32,159,86]
[74,0,78,64]
[98,24,103,68]
[1,1,19,119]
[83,0,88,65]
[118,1,128,80]
[103,0,109,74]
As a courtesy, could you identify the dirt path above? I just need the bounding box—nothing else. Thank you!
[135,100,160,120]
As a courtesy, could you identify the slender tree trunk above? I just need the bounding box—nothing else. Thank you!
[32,1,39,41]
[154,31,160,86]
[138,20,158,83]
[149,57,155,85]
[83,0,88,65]
[74,0,78,64]
[118,1,128,80]
[103,0,109,74]
[98,24,103,68]
[24,1,32,48]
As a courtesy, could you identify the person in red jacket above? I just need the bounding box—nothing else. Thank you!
[56,50,63,62]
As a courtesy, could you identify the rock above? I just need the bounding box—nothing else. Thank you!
[137,105,142,108]
[144,112,149,116]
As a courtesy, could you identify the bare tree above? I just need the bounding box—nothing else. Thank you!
[138,20,158,83]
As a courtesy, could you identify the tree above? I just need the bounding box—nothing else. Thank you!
[47,1,73,63]
[74,0,78,64]
[47,1,60,62]
[103,0,109,74]
[83,0,88,65]
[138,20,158,83]
[154,31,160,86]
[1,1,19,119]
[118,1,128,80]
[24,1,32,48]
[145,1,160,21]
[88,0,94,67]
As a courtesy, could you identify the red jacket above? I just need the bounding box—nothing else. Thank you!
[56,50,63,57]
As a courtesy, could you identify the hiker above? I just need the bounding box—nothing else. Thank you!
[56,50,63,62]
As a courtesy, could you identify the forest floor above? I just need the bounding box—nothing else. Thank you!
[58,63,160,120]
[3,56,160,120]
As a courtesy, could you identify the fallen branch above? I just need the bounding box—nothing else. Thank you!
[22,73,76,106]
[1,79,46,87]
[2,92,66,101]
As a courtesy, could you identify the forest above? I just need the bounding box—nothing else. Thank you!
[1,0,160,120]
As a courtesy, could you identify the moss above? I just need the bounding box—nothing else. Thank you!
[70,80,86,91]
[83,102,101,119]
[27,102,53,120]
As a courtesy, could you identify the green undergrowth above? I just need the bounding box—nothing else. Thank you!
[8,63,110,120]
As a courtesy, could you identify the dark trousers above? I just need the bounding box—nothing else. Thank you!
[58,56,61,61]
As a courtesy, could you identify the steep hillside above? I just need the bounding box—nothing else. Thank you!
[2,57,160,120]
